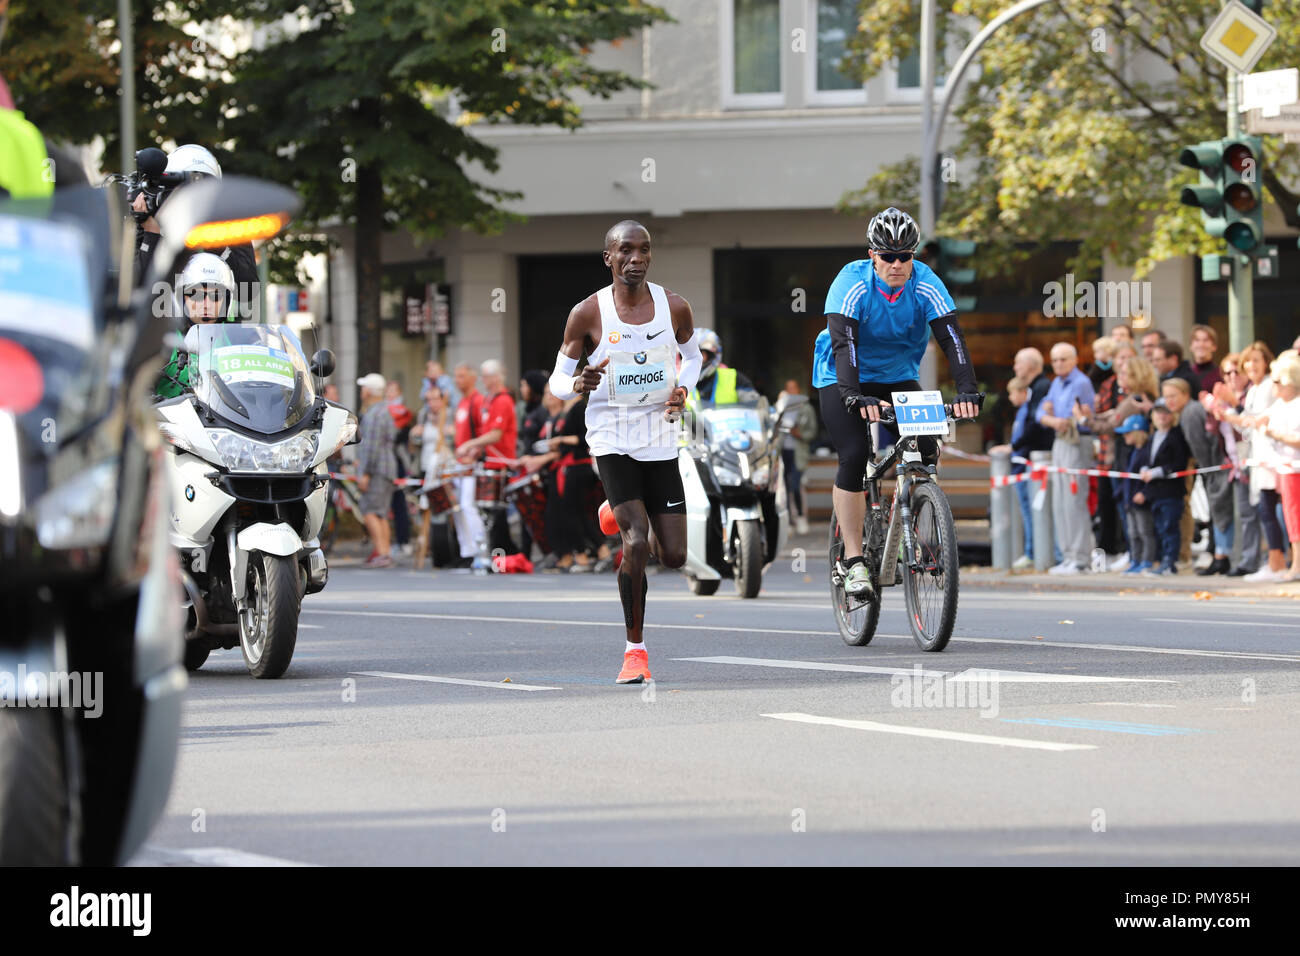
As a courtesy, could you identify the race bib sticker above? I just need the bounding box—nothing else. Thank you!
[607,346,675,407]
[210,345,294,387]
[891,390,948,436]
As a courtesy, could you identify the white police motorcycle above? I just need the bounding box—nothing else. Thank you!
[678,394,809,598]
[155,323,355,677]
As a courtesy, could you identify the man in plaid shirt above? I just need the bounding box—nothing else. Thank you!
[356,373,398,567]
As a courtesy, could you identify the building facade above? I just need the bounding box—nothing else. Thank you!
[322,0,1299,422]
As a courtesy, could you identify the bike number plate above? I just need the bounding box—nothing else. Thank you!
[891,390,947,436]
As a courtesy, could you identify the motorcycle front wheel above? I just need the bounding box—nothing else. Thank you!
[239,553,300,679]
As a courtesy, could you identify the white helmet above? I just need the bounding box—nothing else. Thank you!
[696,328,722,381]
[175,253,236,324]
[165,144,222,180]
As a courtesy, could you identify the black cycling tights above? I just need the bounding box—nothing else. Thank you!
[818,381,938,491]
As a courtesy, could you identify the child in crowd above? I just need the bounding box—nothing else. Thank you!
[1130,398,1191,575]
[1115,414,1155,575]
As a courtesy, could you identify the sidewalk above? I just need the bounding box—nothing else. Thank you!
[780,527,1300,600]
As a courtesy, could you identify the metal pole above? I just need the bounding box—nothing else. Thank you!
[1226,69,1255,352]
[1030,450,1054,572]
[925,0,1058,232]
[990,446,1012,569]
[920,0,936,237]
[118,0,135,175]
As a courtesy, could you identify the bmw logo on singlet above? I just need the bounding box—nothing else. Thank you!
[634,351,647,364]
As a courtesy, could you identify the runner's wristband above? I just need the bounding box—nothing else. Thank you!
[549,350,580,400]
[677,330,702,392]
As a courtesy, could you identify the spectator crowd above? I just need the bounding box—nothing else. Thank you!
[994,323,1300,581]
[340,357,618,573]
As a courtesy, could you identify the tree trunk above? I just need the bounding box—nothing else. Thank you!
[354,100,384,378]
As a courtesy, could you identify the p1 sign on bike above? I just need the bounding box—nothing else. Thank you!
[891,390,947,436]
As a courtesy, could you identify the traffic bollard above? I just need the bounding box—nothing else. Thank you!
[1031,450,1054,573]
[990,447,1012,570]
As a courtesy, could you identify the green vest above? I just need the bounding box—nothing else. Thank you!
[689,366,738,409]
[0,109,54,199]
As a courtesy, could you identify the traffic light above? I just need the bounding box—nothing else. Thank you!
[1179,136,1265,255]
[920,237,977,312]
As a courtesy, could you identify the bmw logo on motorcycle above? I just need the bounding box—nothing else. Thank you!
[185,484,195,502]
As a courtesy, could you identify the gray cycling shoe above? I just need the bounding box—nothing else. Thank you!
[843,562,874,597]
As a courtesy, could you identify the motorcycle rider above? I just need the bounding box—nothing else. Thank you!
[133,144,259,318]
[154,252,239,399]
[686,329,759,409]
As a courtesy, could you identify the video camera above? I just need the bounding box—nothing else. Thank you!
[105,147,205,223]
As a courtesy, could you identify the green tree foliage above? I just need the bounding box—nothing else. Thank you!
[226,0,668,373]
[837,0,1300,278]
[1,1,246,169]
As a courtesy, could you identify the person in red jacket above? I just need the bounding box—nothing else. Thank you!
[456,359,518,554]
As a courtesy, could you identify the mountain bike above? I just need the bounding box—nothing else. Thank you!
[828,401,969,652]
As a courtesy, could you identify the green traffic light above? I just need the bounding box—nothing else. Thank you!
[1225,221,1261,252]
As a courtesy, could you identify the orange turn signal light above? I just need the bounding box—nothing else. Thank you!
[185,213,288,249]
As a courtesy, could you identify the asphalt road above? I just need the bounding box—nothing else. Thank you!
[131,548,1300,866]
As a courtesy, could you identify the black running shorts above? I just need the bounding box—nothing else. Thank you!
[595,454,686,517]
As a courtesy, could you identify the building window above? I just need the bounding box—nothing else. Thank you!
[813,0,860,95]
[723,0,783,107]
[891,8,947,101]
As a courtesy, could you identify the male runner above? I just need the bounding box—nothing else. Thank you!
[549,220,703,683]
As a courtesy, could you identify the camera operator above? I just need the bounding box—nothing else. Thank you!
[131,143,259,319]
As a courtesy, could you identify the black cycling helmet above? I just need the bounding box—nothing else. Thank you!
[867,206,920,253]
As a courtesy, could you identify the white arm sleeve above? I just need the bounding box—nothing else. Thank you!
[677,331,702,392]
[549,350,580,400]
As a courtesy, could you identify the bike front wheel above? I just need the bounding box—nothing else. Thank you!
[902,481,959,651]
[828,511,880,647]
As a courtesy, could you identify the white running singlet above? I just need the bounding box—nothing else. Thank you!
[585,281,680,461]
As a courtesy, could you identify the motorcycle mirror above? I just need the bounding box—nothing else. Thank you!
[182,326,201,354]
[310,349,336,378]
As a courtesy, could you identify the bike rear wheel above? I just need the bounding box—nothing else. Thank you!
[902,481,959,651]
[829,511,880,646]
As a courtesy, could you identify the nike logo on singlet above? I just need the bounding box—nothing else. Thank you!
[667,499,683,507]
[647,329,664,339]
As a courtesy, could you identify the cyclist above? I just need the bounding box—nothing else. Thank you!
[155,253,239,399]
[812,206,982,597]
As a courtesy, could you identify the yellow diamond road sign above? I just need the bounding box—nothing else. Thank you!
[1201,1,1277,74]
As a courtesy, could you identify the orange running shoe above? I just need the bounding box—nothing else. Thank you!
[616,649,652,684]
[598,499,620,536]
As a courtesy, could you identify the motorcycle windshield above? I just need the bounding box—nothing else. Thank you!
[699,405,767,456]
[0,213,97,445]
[189,324,316,433]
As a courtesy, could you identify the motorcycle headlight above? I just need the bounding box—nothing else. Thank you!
[34,460,119,549]
[715,464,743,486]
[206,430,318,473]
[751,461,770,488]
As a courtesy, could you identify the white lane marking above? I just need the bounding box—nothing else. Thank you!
[130,846,315,867]
[299,609,1300,663]
[681,658,1171,684]
[677,656,949,679]
[1089,702,1176,708]
[352,670,560,691]
[305,608,862,638]
[298,624,323,629]
[1147,617,1298,630]
[761,713,1096,751]
[947,668,1173,684]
